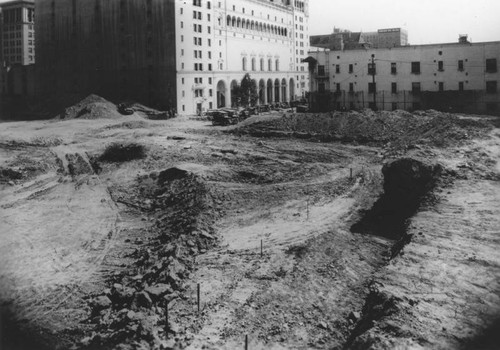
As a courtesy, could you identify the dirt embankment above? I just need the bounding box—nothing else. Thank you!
[234,110,493,150]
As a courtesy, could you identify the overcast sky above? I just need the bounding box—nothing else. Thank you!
[309,0,500,44]
[1,0,498,45]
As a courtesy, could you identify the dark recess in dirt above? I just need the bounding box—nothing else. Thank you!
[99,143,146,163]
[351,158,443,241]
[157,167,189,184]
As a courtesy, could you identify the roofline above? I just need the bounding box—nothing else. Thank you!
[309,40,500,52]
[0,0,34,9]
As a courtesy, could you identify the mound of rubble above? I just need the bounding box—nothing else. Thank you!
[59,95,123,120]
[235,110,493,149]
[77,168,226,350]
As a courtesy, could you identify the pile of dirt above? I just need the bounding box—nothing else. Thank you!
[76,168,225,350]
[59,95,123,120]
[234,110,493,150]
[351,158,443,241]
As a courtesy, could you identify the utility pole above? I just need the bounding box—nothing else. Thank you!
[371,54,377,111]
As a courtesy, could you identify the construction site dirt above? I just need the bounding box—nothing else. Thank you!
[0,97,499,350]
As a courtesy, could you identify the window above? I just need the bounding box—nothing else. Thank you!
[207,1,211,9]
[391,62,397,74]
[486,81,497,93]
[368,63,376,75]
[349,83,354,92]
[260,58,264,71]
[391,82,397,94]
[438,61,444,71]
[251,58,256,71]
[368,82,376,93]
[411,62,421,74]
[208,64,212,71]
[459,82,464,91]
[318,82,326,93]
[458,60,464,71]
[412,82,421,93]
[275,59,279,71]
[439,82,444,91]
[349,64,353,73]
[242,57,247,71]
[336,83,341,92]
[335,65,340,74]
[317,65,325,76]
[392,102,398,111]
[486,59,497,73]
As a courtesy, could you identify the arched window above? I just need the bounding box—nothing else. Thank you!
[232,16,236,27]
[275,59,279,71]
[237,17,241,28]
[268,59,272,71]
[242,57,247,71]
[251,58,256,71]
[260,58,264,71]
[226,15,231,26]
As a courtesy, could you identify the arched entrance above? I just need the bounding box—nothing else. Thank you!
[217,80,227,108]
[259,79,266,104]
[267,79,273,103]
[230,80,239,107]
[274,79,280,103]
[281,78,287,102]
[289,78,295,101]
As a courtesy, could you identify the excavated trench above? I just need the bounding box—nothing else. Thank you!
[346,158,444,348]
[351,158,442,241]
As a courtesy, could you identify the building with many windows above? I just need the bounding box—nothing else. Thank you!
[35,0,310,115]
[310,27,408,51]
[305,37,500,115]
[0,0,35,95]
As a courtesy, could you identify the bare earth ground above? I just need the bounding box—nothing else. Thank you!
[0,109,499,350]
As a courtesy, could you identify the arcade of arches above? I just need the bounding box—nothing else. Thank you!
[216,77,295,108]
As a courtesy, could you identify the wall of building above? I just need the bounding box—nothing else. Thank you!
[0,0,35,66]
[175,0,309,115]
[307,41,500,115]
[35,0,177,109]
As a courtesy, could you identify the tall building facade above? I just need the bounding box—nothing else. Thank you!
[35,0,310,115]
[0,0,35,66]
[306,39,500,115]
[0,0,35,95]
[176,0,310,115]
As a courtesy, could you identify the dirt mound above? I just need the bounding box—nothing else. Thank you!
[351,158,443,241]
[60,95,122,120]
[234,110,493,149]
[76,169,225,349]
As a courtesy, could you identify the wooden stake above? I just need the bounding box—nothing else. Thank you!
[165,303,169,337]
[197,283,201,313]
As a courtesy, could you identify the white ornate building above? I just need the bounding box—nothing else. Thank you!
[176,0,310,115]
